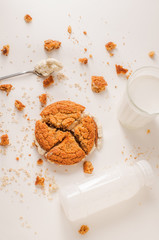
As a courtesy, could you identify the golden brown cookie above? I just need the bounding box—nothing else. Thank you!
[35,101,101,165]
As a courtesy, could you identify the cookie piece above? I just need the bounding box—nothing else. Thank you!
[91,76,108,93]
[39,93,47,106]
[15,100,25,111]
[0,84,12,95]
[35,120,66,151]
[74,115,98,154]
[46,132,85,165]
[78,225,89,235]
[115,65,128,75]
[43,76,54,88]
[44,40,61,51]
[83,161,94,174]
[35,176,45,186]
[40,100,85,129]
[0,134,9,146]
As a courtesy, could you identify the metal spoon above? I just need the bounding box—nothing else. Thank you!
[0,70,42,81]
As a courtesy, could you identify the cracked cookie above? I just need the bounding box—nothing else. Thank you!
[35,101,102,165]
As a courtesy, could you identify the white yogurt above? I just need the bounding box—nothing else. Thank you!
[35,58,63,76]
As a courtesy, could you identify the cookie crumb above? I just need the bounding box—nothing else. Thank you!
[78,225,89,235]
[105,42,116,51]
[115,65,128,75]
[91,76,108,93]
[37,159,43,165]
[105,42,116,56]
[16,157,19,161]
[43,76,54,88]
[39,94,47,106]
[147,129,150,134]
[148,51,155,58]
[83,161,94,174]
[15,100,25,111]
[126,70,132,79]
[84,48,87,52]
[1,45,10,56]
[0,84,12,95]
[68,25,72,34]
[83,31,87,35]
[35,176,45,186]
[89,54,92,58]
[44,39,61,51]
[24,14,32,23]
[79,58,88,64]
[0,134,9,146]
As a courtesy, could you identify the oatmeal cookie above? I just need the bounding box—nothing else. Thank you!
[35,101,101,165]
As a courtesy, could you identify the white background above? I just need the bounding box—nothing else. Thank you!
[0,0,159,239]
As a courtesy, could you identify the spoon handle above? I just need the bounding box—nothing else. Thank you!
[0,70,35,81]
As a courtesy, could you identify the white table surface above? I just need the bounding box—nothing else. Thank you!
[0,0,159,239]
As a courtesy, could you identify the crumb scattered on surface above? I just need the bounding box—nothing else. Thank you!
[16,157,19,161]
[126,70,132,79]
[84,48,87,52]
[68,25,72,34]
[105,42,116,56]
[78,225,89,235]
[15,100,25,111]
[89,54,92,58]
[79,58,88,64]
[39,94,47,106]
[83,161,94,174]
[115,65,128,75]
[0,134,9,146]
[83,31,87,35]
[44,40,61,51]
[91,76,108,93]
[148,51,155,58]
[0,84,12,95]
[37,159,43,165]
[24,14,32,23]
[35,176,45,186]
[147,129,150,134]
[105,42,116,51]
[43,76,54,88]
[1,45,10,56]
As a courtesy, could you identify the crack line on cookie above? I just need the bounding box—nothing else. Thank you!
[44,122,88,154]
